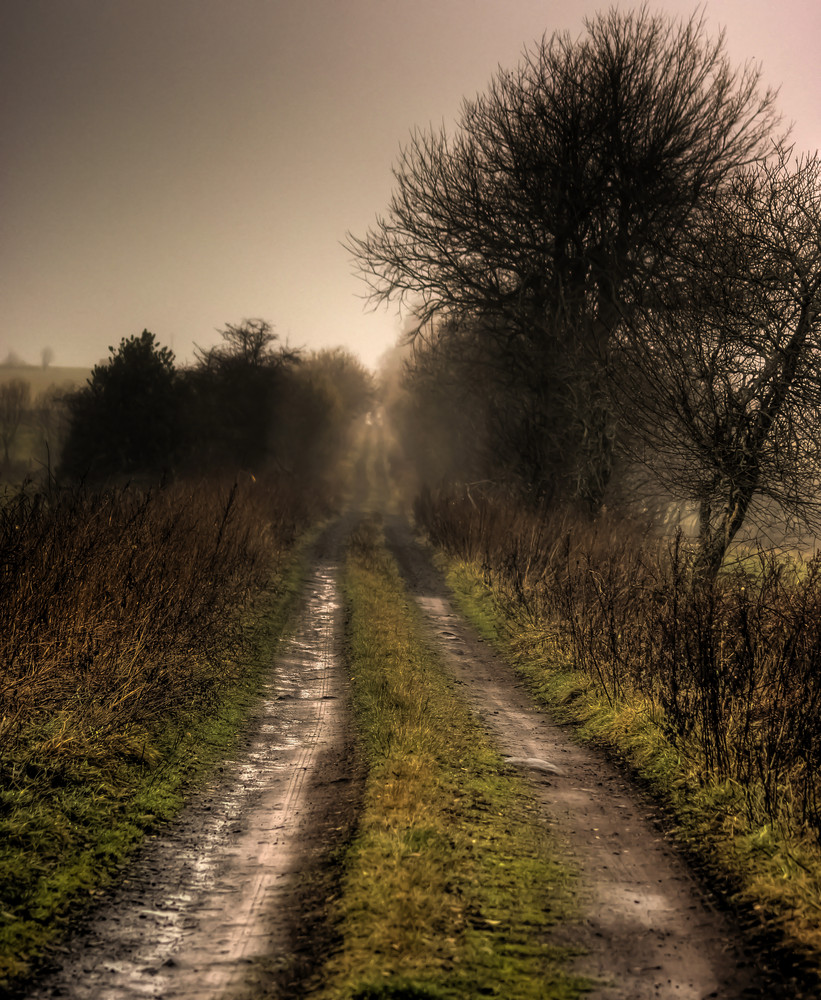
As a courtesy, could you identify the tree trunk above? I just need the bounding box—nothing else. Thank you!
[694,476,757,584]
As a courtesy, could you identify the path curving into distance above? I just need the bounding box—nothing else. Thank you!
[26,526,357,1000]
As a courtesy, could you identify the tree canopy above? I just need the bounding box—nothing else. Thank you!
[58,322,374,493]
[613,150,821,573]
[351,7,779,512]
[357,6,821,575]
[59,330,179,482]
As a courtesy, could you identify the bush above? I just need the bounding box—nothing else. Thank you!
[0,477,309,780]
[59,331,180,483]
[415,487,821,842]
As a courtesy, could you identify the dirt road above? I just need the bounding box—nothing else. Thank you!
[384,515,765,1000]
[26,513,776,998]
[25,525,360,1000]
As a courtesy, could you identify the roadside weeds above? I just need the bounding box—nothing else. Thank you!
[443,554,821,996]
[0,516,314,996]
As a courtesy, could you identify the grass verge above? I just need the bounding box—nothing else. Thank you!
[314,518,586,1000]
[0,530,313,995]
[443,554,821,992]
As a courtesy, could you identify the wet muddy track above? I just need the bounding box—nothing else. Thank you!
[24,522,361,1000]
[21,511,807,998]
[384,515,773,1000]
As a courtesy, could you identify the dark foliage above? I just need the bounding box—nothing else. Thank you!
[57,321,373,489]
[181,320,298,474]
[353,7,777,509]
[59,330,180,483]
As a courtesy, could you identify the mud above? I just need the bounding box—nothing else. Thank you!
[22,512,807,998]
[25,526,360,1000]
[384,515,772,1000]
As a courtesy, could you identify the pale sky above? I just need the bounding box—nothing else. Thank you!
[2,0,820,371]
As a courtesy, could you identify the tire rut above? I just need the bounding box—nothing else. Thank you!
[25,523,359,1000]
[384,514,768,1000]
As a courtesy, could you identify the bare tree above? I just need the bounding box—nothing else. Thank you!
[614,149,821,577]
[195,319,297,372]
[348,7,779,508]
[33,385,68,471]
[0,378,31,466]
[402,315,580,500]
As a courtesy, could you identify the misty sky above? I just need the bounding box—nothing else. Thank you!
[2,0,820,371]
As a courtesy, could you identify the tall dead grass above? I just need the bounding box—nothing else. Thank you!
[0,477,312,783]
[415,486,821,843]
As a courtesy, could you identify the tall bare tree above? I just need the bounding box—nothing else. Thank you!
[614,149,821,577]
[348,7,778,508]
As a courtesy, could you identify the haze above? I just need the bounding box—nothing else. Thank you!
[2,0,820,370]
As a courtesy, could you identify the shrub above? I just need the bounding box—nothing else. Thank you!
[416,487,821,842]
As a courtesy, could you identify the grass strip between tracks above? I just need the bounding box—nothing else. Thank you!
[0,534,313,995]
[316,518,586,1000]
[443,556,821,993]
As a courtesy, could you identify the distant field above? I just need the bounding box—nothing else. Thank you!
[0,365,90,394]
[0,366,89,478]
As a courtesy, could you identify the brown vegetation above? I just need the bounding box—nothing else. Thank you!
[416,486,821,846]
[0,477,313,787]
[0,325,369,988]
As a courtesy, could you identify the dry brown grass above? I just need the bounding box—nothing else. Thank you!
[421,487,821,983]
[0,474,321,989]
[0,477,312,782]
[415,486,821,843]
